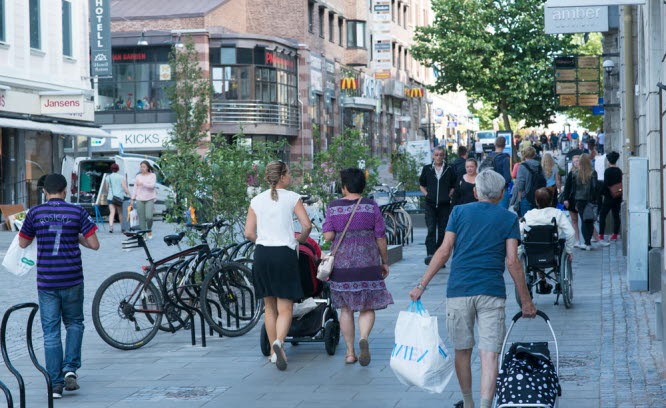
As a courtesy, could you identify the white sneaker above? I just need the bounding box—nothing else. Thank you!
[585,245,593,251]
[574,242,585,249]
[599,240,611,247]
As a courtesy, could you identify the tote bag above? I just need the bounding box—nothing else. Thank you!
[390,301,455,393]
[2,235,38,277]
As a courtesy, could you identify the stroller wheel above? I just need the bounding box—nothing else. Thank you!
[259,323,271,356]
[324,320,340,356]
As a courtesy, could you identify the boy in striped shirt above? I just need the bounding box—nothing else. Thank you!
[19,174,99,399]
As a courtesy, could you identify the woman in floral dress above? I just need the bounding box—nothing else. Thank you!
[322,168,394,366]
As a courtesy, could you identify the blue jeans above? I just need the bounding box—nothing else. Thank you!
[520,197,534,217]
[38,284,84,387]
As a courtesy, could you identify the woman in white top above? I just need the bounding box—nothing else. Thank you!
[244,161,312,371]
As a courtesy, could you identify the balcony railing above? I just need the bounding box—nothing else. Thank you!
[211,102,299,128]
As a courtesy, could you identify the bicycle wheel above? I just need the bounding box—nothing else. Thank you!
[559,252,573,308]
[157,262,192,332]
[383,213,397,245]
[92,271,163,350]
[200,262,263,337]
[515,254,534,309]
[393,208,412,245]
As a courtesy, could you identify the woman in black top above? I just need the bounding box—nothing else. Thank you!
[452,158,478,206]
[599,151,622,241]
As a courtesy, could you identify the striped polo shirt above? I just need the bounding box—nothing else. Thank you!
[19,199,97,291]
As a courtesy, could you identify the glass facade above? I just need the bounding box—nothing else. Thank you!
[210,46,297,107]
[97,47,173,112]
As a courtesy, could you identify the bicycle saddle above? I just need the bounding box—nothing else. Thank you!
[123,229,151,237]
[186,223,214,231]
[164,232,186,246]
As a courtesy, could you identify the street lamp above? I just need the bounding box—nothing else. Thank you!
[425,97,433,146]
[137,30,148,46]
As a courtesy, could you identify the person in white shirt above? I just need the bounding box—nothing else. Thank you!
[244,161,312,371]
[520,188,574,293]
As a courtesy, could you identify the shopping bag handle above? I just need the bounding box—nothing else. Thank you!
[407,300,426,315]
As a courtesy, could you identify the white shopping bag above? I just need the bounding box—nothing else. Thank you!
[390,300,455,393]
[2,234,37,277]
[129,207,140,229]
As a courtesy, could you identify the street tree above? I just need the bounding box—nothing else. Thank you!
[412,0,573,132]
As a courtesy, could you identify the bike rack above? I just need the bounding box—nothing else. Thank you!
[0,303,53,408]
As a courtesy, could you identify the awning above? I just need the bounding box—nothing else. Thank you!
[0,117,112,138]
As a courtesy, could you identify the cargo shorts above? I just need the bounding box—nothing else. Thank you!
[446,295,506,353]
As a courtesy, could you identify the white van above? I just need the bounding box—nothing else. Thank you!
[61,155,173,216]
[474,130,497,155]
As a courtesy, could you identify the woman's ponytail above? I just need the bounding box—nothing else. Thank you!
[264,161,288,202]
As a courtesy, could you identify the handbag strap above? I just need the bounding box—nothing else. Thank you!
[330,198,362,257]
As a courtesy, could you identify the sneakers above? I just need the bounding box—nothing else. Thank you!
[272,340,287,371]
[610,234,618,241]
[574,242,586,249]
[64,372,79,391]
[599,240,611,247]
[585,245,592,251]
[599,234,605,241]
[52,385,63,399]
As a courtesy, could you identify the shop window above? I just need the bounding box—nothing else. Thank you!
[0,0,6,42]
[328,13,334,42]
[221,47,236,64]
[237,48,253,64]
[347,21,366,49]
[62,0,72,56]
[308,1,314,33]
[29,0,40,49]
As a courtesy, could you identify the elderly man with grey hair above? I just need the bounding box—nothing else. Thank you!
[410,170,536,408]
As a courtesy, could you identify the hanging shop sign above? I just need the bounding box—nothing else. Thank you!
[41,95,85,114]
[373,37,392,79]
[544,5,608,34]
[89,0,112,77]
[341,77,358,90]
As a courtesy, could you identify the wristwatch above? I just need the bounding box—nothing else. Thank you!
[416,283,427,291]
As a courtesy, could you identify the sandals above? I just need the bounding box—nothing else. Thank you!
[272,340,287,371]
[345,354,358,364]
[358,339,371,366]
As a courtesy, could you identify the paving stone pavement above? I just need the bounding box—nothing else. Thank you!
[0,221,664,407]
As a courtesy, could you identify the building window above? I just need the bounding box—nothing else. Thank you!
[391,0,395,22]
[328,13,334,42]
[346,20,366,49]
[97,47,174,111]
[62,1,72,57]
[396,1,401,26]
[318,7,325,38]
[338,17,343,46]
[29,0,40,49]
[308,1,314,33]
[403,5,408,27]
[0,0,5,42]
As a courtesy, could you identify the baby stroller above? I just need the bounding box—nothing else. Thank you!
[259,237,341,356]
[494,311,561,408]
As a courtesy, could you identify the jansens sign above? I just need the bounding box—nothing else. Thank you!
[40,95,85,114]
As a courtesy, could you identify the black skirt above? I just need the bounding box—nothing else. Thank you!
[253,245,304,300]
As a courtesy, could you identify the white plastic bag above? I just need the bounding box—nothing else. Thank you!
[129,207,140,229]
[390,300,455,393]
[2,235,37,277]
[292,297,318,318]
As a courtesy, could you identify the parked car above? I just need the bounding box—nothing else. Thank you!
[61,155,173,216]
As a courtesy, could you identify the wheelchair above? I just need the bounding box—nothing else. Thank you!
[517,217,573,309]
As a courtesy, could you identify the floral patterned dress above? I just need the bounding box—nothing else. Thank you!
[321,198,394,311]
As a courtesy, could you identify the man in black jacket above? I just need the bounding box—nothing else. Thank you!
[420,146,457,265]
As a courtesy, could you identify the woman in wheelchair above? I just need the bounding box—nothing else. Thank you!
[519,188,575,295]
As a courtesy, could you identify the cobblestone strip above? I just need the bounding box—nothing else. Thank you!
[601,242,666,407]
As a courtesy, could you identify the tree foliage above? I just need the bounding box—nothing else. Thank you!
[159,40,285,241]
[412,0,573,130]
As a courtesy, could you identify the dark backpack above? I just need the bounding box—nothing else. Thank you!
[480,153,509,174]
[522,163,547,204]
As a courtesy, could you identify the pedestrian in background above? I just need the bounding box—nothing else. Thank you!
[512,146,544,216]
[18,174,100,399]
[597,129,605,154]
[244,161,312,371]
[563,154,599,250]
[541,153,561,207]
[599,151,622,243]
[322,168,393,366]
[131,161,157,239]
[550,131,559,153]
[452,146,469,179]
[106,163,130,233]
[410,170,536,408]
[452,158,478,206]
[483,136,511,209]
[562,155,582,246]
[419,146,457,265]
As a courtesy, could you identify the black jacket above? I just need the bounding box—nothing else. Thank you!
[452,157,467,179]
[419,163,457,206]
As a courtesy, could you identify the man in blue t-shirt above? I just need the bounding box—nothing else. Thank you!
[410,170,536,408]
[19,174,99,399]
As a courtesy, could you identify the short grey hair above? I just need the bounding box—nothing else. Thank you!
[475,170,506,200]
